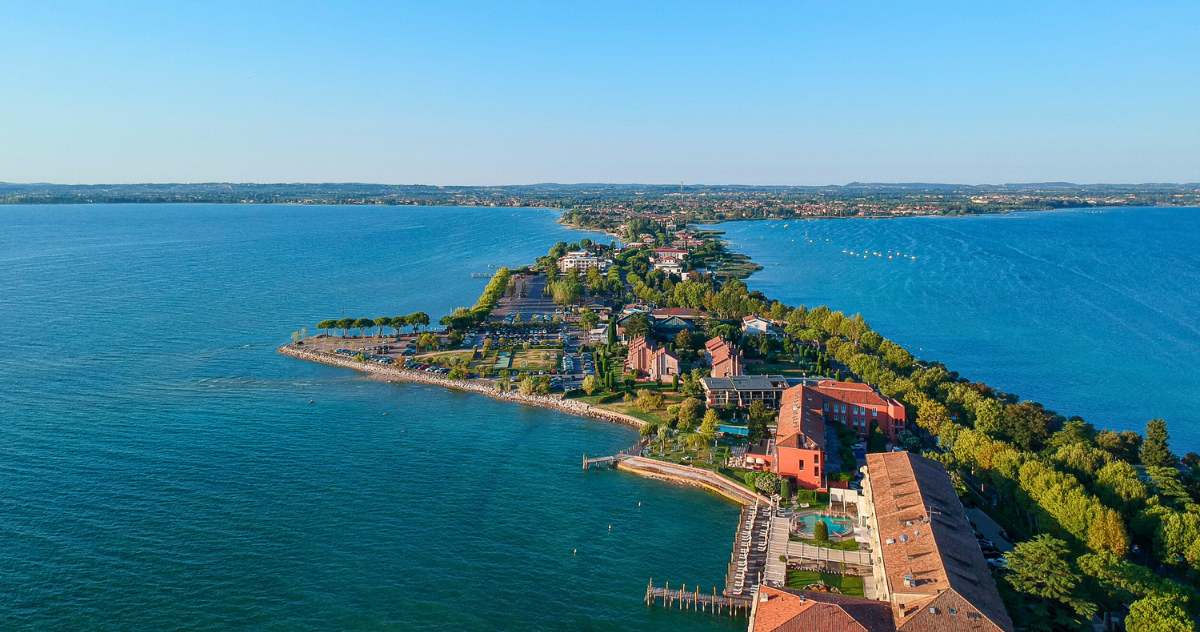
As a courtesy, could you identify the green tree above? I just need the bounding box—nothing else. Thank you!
[581,374,599,396]
[747,400,771,442]
[336,317,355,337]
[752,471,779,495]
[655,424,670,454]
[1125,593,1193,632]
[391,315,408,335]
[578,308,599,331]
[1141,419,1176,468]
[813,519,829,542]
[316,319,335,335]
[676,397,702,429]
[674,328,692,350]
[354,317,375,337]
[518,375,537,395]
[1096,430,1142,462]
[622,313,651,339]
[698,408,721,442]
[375,316,392,337]
[972,397,1003,435]
[1002,401,1056,451]
[606,317,617,346]
[407,311,430,332]
[1005,535,1096,618]
[635,389,664,413]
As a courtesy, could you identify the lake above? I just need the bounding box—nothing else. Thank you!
[715,206,1200,451]
[0,204,741,631]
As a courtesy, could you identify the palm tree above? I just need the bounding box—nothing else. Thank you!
[354,318,375,338]
[336,317,355,337]
[656,425,670,455]
[375,316,392,337]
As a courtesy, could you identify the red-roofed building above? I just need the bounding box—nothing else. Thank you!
[809,380,906,441]
[772,385,829,490]
[863,452,1014,632]
[766,380,906,491]
[705,336,743,377]
[749,586,896,632]
[624,336,680,383]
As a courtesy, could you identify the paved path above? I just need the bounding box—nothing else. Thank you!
[764,517,789,586]
[784,541,872,567]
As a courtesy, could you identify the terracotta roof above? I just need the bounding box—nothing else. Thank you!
[866,452,1013,632]
[752,587,895,632]
[813,380,892,408]
[776,385,826,451]
[705,336,731,352]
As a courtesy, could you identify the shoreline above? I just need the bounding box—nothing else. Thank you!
[278,344,647,430]
[278,344,773,507]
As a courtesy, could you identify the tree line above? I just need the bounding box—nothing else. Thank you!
[315,312,430,337]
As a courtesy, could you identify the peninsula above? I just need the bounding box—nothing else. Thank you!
[280,223,1200,632]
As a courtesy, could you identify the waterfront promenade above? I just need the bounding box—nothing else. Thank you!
[278,344,647,429]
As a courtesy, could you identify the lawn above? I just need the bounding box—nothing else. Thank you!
[414,349,476,365]
[785,570,865,596]
[511,348,559,371]
[788,535,862,551]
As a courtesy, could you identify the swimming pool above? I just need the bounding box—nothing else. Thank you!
[797,514,854,537]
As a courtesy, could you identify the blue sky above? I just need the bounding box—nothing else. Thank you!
[2,1,1197,184]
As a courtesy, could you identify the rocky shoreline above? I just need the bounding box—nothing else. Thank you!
[278,344,648,430]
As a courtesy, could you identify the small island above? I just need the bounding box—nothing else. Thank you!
[280,223,1199,632]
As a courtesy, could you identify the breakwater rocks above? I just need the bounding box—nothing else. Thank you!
[277,344,647,429]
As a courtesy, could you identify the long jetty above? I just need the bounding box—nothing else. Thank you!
[644,579,753,616]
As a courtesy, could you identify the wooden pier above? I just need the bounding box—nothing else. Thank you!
[644,579,753,616]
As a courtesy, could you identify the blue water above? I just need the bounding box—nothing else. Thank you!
[796,514,853,537]
[0,204,741,631]
[716,206,1200,450]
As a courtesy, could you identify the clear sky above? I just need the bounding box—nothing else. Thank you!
[2,1,1198,185]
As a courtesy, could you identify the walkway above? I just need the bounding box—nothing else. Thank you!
[784,541,872,567]
[763,516,789,586]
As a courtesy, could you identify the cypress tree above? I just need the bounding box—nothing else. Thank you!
[1140,419,1175,467]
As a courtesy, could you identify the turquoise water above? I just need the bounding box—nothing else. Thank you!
[0,205,741,631]
[716,206,1200,451]
[796,514,853,537]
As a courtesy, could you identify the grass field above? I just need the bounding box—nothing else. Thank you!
[785,570,864,596]
[511,348,559,371]
[788,535,862,551]
[414,350,475,365]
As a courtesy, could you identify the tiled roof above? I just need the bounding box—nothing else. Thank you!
[752,587,895,632]
[776,385,826,451]
[813,380,892,408]
[705,336,731,352]
[866,452,1013,632]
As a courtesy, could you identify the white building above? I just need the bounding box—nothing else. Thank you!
[557,250,609,272]
[741,314,779,337]
[650,247,687,275]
